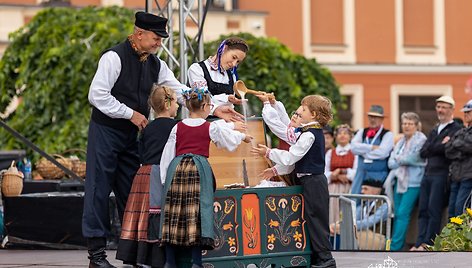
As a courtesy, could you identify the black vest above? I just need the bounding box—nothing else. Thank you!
[198,61,234,95]
[91,40,161,131]
[295,128,325,174]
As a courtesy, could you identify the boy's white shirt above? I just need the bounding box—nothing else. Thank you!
[267,121,320,176]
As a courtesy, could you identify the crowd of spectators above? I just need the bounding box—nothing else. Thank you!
[325,93,471,251]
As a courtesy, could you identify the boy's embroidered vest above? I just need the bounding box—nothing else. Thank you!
[295,128,325,174]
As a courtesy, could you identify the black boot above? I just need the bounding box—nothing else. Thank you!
[88,247,116,268]
[311,251,336,268]
[311,258,336,268]
[87,237,116,268]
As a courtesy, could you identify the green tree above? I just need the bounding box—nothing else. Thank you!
[0,6,134,156]
[0,7,341,157]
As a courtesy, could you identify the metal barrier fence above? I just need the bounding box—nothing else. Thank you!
[329,193,394,251]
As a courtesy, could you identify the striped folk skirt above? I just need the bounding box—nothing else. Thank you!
[116,165,165,267]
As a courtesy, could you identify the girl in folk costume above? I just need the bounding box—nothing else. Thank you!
[252,95,336,268]
[188,37,249,108]
[325,124,358,224]
[159,88,252,268]
[116,85,179,268]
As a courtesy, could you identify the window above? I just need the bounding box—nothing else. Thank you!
[399,95,439,135]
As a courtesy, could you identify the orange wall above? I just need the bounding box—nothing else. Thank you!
[239,0,304,54]
[70,0,101,6]
[333,72,472,128]
[124,0,143,8]
[355,0,396,63]
[311,0,344,45]
[0,0,36,4]
[124,0,166,9]
[445,0,472,64]
[403,0,434,46]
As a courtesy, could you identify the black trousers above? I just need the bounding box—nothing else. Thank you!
[82,121,140,239]
[299,174,333,261]
[415,172,449,247]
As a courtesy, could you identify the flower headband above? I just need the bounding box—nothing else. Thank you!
[181,87,210,101]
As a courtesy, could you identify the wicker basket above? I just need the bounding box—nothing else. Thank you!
[1,162,24,197]
[36,154,73,180]
[1,172,23,197]
[63,149,86,179]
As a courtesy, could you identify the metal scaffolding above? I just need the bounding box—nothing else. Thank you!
[145,0,206,85]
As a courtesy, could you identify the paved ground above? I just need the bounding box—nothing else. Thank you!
[0,250,470,268]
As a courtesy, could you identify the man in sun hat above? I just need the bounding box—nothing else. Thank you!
[351,105,394,195]
[411,96,462,251]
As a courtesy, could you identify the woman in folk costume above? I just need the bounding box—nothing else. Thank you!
[387,112,426,251]
[116,85,179,268]
[187,37,249,108]
[324,124,358,224]
[159,88,252,268]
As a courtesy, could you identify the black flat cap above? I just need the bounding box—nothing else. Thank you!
[135,11,169,38]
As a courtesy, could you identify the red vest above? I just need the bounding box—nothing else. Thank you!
[330,149,355,171]
[175,121,211,157]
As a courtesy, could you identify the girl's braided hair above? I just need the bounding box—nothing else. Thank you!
[148,84,175,114]
[216,37,249,74]
[182,87,211,112]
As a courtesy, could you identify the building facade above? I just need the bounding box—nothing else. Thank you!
[2,0,471,133]
[0,0,266,57]
[239,0,472,133]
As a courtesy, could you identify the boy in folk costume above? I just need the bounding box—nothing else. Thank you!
[252,95,336,268]
[159,88,252,268]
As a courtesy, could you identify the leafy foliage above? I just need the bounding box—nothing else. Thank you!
[0,7,341,158]
[431,208,472,251]
[0,6,134,157]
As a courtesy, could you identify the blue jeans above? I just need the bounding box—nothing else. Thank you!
[390,186,420,251]
[448,179,472,217]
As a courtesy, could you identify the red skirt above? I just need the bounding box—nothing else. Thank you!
[116,165,164,267]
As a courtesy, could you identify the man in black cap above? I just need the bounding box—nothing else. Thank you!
[83,11,241,268]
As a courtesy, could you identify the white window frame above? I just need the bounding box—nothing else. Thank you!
[303,0,356,64]
[395,0,446,64]
[340,84,364,131]
[390,84,452,134]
